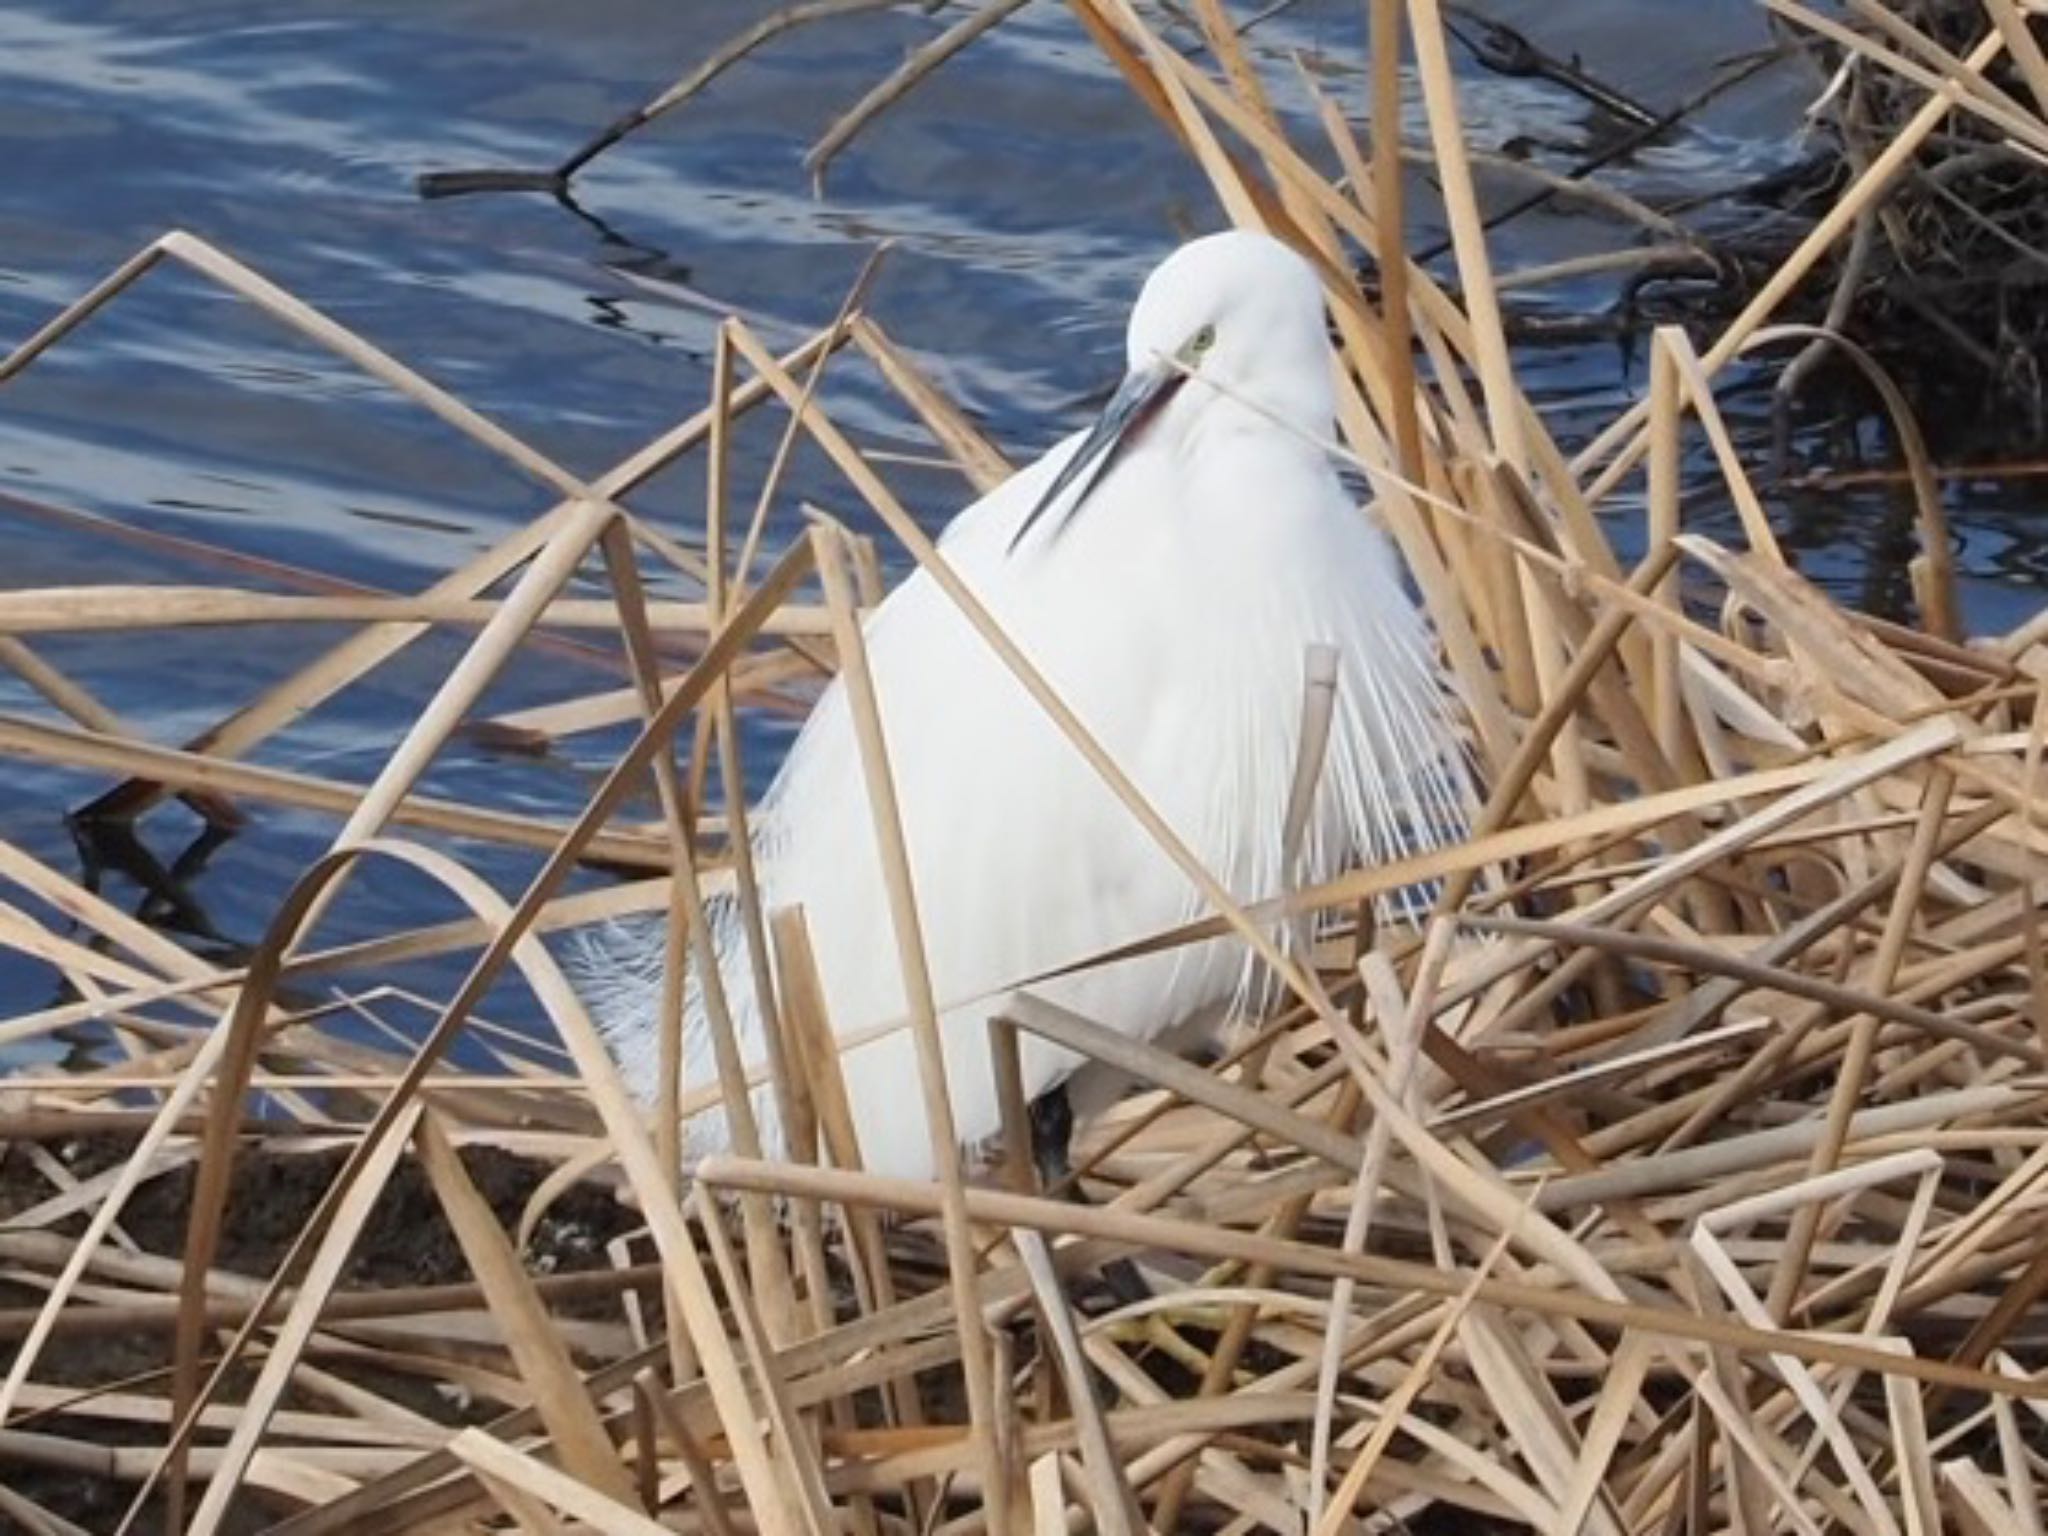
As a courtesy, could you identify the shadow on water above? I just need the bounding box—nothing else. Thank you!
[0,0,2041,1050]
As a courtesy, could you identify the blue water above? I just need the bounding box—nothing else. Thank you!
[0,0,2039,1049]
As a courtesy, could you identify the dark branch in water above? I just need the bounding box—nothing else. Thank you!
[416,168,567,199]
[1410,43,1795,265]
[416,0,923,199]
[1442,5,1661,129]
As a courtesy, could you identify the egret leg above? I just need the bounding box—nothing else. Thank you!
[1027,1084,1236,1378]
[1026,1081,1076,1190]
[1027,1083,1150,1309]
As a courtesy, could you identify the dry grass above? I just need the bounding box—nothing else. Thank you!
[3,2,2048,1532]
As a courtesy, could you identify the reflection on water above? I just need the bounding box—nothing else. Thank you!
[0,0,2040,1039]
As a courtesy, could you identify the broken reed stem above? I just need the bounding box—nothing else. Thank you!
[811,522,1012,1531]
[1769,766,1958,1321]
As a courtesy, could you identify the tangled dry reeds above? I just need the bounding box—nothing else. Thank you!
[2,2,2047,1532]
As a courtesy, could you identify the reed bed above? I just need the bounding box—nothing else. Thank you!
[3,2,2047,1531]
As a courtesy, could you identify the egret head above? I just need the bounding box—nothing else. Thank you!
[1011,230,1333,552]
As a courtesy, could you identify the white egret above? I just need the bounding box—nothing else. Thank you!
[589,229,1469,1183]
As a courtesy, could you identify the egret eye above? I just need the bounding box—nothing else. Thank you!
[1188,323,1218,358]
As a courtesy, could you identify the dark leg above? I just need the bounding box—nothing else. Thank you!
[1028,1081,1077,1190]
[1027,1082,1150,1309]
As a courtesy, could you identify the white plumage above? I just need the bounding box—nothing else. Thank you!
[588,230,1469,1182]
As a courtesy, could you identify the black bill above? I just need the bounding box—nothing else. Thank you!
[1007,362,1184,554]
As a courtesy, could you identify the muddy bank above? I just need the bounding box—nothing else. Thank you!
[0,1139,645,1531]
